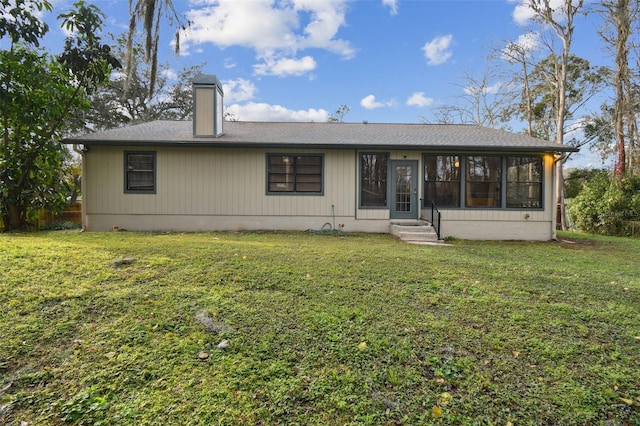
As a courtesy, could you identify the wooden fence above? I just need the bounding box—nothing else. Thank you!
[0,202,82,231]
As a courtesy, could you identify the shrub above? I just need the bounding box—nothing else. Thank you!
[569,171,640,236]
[40,221,81,231]
[564,168,607,199]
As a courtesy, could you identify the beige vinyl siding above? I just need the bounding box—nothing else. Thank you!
[356,209,390,220]
[84,146,557,239]
[193,87,215,136]
[390,151,421,161]
[86,146,355,218]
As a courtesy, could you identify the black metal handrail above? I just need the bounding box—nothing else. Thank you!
[430,201,442,240]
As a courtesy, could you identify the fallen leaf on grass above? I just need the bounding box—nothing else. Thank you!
[620,397,634,405]
[438,392,452,406]
[431,406,443,418]
[198,352,209,360]
[357,341,367,350]
[217,340,229,349]
[104,352,117,359]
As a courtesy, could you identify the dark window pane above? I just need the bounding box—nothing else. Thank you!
[125,152,155,193]
[507,183,542,208]
[423,155,460,207]
[296,181,322,192]
[267,155,322,194]
[466,156,501,208]
[507,156,542,208]
[360,153,388,207]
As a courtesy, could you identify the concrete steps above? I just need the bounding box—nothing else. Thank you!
[389,221,444,245]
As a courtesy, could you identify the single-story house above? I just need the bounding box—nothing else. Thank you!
[64,74,577,240]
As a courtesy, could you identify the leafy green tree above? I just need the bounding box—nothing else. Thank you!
[0,0,119,231]
[526,55,608,141]
[569,171,640,235]
[521,52,607,230]
[83,35,202,131]
[327,105,350,123]
[564,167,607,199]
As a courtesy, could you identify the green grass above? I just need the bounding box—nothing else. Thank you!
[1,230,639,425]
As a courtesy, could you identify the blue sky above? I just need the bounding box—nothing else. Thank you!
[8,0,614,167]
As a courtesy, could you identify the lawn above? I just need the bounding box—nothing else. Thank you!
[0,230,638,425]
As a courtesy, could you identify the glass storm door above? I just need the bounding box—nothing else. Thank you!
[390,161,418,219]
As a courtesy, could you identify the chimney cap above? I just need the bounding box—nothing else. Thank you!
[193,74,223,91]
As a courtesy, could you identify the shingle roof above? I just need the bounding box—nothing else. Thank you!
[64,120,577,153]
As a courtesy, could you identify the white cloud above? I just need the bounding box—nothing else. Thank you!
[254,55,317,77]
[161,69,178,81]
[516,32,541,51]
[222,78,257,103]
[223,58,237,69]
[2,0,52,24]
[360,95,384,110]
[422,34,453,66]
[512,1,537,25]
[225,102,329,122]
[360,94,396,110]
[406,92,434,107]
[180,0,355,72]
[382,0,399,16]
[111,69,126,80]
[463,82,504,96]
[511,0,573,26]
[501,32,541,64]
[511,32,541,53]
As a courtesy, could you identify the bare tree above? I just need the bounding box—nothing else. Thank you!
[427,70,516,129]
[500,33,540,136]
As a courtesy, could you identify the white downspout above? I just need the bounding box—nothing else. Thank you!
[73,144,88,231]
[551,153,562,241]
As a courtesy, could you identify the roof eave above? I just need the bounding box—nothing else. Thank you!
[63,139,578,153]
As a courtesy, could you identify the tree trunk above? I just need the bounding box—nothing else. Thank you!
[628,118,638,175]
[556,160,568,230]
[3,202,26,231]
[612,0,630,180]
